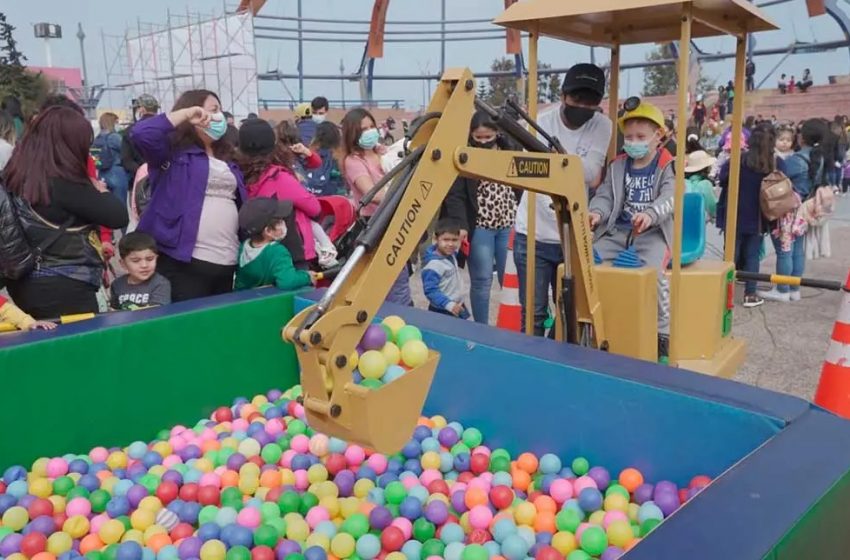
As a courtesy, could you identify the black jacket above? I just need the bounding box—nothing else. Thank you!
[121,116,155,178]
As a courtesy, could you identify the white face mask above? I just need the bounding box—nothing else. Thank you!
[312,114,326,124]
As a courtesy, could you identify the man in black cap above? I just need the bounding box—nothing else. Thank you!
[513,63,613,337]
[122,94,160,178]
[235,197,316,291]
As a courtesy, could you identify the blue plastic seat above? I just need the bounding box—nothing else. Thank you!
[676,192,706,266]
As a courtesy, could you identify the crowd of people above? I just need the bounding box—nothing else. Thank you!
[0,62,845,358]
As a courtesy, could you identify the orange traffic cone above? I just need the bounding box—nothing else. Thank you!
[496,230,521,332]
[814,272,850,417]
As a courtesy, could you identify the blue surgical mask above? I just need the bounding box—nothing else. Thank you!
[358,128,380,150]
[204,112,227,141]
[623,141,651,159]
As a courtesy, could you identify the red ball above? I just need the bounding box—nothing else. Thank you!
[325,454,347,476]
[170,523,195,542]
[678,489,688,503]
[489,486,514,510]
[198,485,220,506]
[0,481,6,494]
[470,453,489,475]
[28,498,54,519]
[213,406,233,423]
[457,472,474,484]
[251,545,276,560]
[445,514,459,525]
[689,475,711,489]
[286,401,299,417]
[469,529,490,545]
[428,480,450,496]
[265,487,284,503]
[380,527,405,552]
[247,412,263,423]
[179,483,199,502]
[535,546,562,560]
[52,512,67,530]
[376,553,388,560]
[247,456,264,467]
[20,532,47,557]
[527,491,542,503]
[156,481,179,505]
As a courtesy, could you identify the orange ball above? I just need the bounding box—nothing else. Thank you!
[239,404,257,420]
[417,418,434,429]
[32,553,56,560]
[533,512,556,533]
[533,495,557,515]
[95,471,112,482]
[618,468,644,493]
[200,440,220,453]
[358,502,376,516]
[147,534,172,553]
[624,538,641,551]
[259,470,282,488]
[79,535,104,555]
[511,470,531,492]
[221,470,240,488]
[516,453,539,474]
[464,488,488,509]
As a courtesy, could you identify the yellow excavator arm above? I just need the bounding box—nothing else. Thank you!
[283,68,606,452]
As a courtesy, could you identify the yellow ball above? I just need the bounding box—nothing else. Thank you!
[381,342,401,366]
[308,464,329,484]
[63,515,90,539]
[131,508,156,531]
[330,533,356,558]
[338,497,359,519]
[195,458,214,473]
[588,510,605,525]
[607,519,634,548]
[421,452,441,471]
[238,477,259,495]
[551,531,578,555]
[319,496,340,518]
[627,503,640,522]
[401,340,429,368]
[255,488,269,501]
[315,481,339,500]
[31,458,49,478]
[29,478,53,499]
[220,438,239,451]
[138,497,163,513]
[287,520,310,542]
[458,512,470,533]
[514,502,537,526]
[349,351,360,370]
[251,395,269,407]
[280,469,296,487]
[68,473,82,483]
[306,532,330,551]
[106,451,128,470]
[144,525,168,542]
[200,539,227,560]
[101,477,119,495]
[603,494,629,513]
[152,442,172,457]
[122,529,145,544]
[386,553,407,560]
[48,495,66,514]
[359,350,388,380]
[47,532,73,555]
[381,316,406,338]
[353,479,374,499]
[239,463,261,479]
[99,519,127,545]
[7,553,28,560]
[149,465,167,477]
[2,506,29,531]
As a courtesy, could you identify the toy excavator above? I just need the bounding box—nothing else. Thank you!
[283,67,606,453]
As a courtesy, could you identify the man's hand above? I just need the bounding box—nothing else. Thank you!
[632,212,653,234]
[184,106,212,127]
[28,320,57,331]
[308,271,319,286]
[450,302,464,316]
[102,242,115,260]
[588,212,602,230]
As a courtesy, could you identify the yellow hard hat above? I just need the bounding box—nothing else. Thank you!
[294,102,312,118]
[618,99,665,132]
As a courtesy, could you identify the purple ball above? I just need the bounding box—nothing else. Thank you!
[437,428,459,448]
[267,389,283,401]
[600,546,624,560]
[177,537,202,560]
[653,480,677,498]
[276,540,302,560]
[369,506,393,530]
[633,483,655,505]
[68,460,89,475]
[226,453,247,471]
[127,484,149,507]
[0,533,24,555]
[127,463,147,480]
[654,490,681,517]
[162,471,183,485]
[361,325,387,351]
[450,491,467,514]
[587,467,610,490]
[304,546,327,560]
[335,470,356,497]
[27,515,57,535]
[253,431,273,447]
[423,500,448,525]
[18,495,36,509]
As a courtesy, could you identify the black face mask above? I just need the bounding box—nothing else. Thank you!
[471,138,498,149]
[563,105,595,128]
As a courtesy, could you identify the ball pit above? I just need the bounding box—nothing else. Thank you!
[0,317,713,560]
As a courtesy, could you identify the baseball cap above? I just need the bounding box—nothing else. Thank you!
[239,198,294,237]
[561,63,606,97]
[136,94,160,111]
[238,118,276,156]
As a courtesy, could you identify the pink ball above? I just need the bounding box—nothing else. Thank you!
[575,522,591,542]
[390,518,413,540]
[290,435,310,454]
[294,470,309,490]
[236,507,261,529]
[549,479,573,504]
[292,402,305,419]
[163,455,182,468]
[366,453,388,475]
[479,473,494,484]
[90,447,109,463]
[472,446,491,457]
[573,476,598,495]
[214,466,227,476]
[281,450,297,469]
[181,430,196,443]
[602,511,628,529]
[170,438,188,452]
[308,435,329,457]
[419,470,442,488]
[265,418,285,437]
[90,513,109,534]
[426,556,442,560]
[468,505,493,530]
[47,458,69,478]
[401,477,418,491]
[467,479,490,493]
[200,428,217,441]
[344,445,366,466]
[199,473,221,488]
[232,419,249,432]
[65,497,92,518]
[305,506,330,528]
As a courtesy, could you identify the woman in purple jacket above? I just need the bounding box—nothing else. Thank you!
[131,90,247,301]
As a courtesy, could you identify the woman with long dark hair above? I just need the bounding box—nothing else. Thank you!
[717,124,785,308]
[3,106,128,318]
[131,89,246,301]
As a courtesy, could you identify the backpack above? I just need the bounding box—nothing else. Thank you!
[91,133,116,171]
[760,170,798,221]
[305,149,344,196]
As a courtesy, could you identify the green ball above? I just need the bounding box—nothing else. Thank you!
[85,552,106,560]
[276,436,291,451]
[640,518,662,537]
[450,443,470,456]
[254,524,279,547]
[579,526,607,556]
[287,419,307,436]
[0,527,12,542]
[52,476,75,496]
[386,504,400,518]
[226,546,252,560]
[342,513,370,539]
[420,538,445,559]
[116,516,132,531]
[412,518,435,542]
[278,491,302,514]
[90,489,111,513]
[555,509,581,533]
[566,552,592,560]
[103,544,119,560]
[490,449,511,462]
[299,492,319,516]
[199,505,219,525]
[261,443,283,465]
[139,474,160,494]
[66,486,91,501]
[489,456,511,473]
[361,378,384,389]
[284,554,305,560]
[266,517,287,537]
[461,544,488,560]
[571,457,590,476]
[396,325,423,348]
[260,502,280,522]
[384,482,407,505]
[380,324,394,343]
[462,428,483,449]
[605,484,630,500]
[222,488,243,507]
[156,429,171,441]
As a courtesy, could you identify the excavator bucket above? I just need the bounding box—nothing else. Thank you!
[300,350,440,453]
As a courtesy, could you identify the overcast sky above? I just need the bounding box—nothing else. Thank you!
[5,0,849,111]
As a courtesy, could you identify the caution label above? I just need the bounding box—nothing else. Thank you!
[507,156,550,178]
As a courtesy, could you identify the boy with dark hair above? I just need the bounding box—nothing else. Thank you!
[111,232,171,310]
[421,219,470,320]
[311,96,330,123]
[588,100,675,357]
[235,197,317,291]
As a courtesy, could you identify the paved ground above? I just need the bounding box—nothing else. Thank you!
[411,197,850,401]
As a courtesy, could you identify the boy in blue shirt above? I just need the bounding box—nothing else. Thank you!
[588,100,675,357]
[421,219,470,320]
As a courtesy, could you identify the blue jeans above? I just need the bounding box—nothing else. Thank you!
[468,227,510,324]
[734,233,762,295]
[771,235,806,293]
[387,266,413,306]
[513,233,563,337]
[100,166,129,206]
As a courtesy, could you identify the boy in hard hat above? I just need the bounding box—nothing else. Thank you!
[588,99,675,358]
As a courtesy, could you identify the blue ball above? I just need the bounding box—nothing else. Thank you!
[328,438,348,454]
[559,467,576,479]
[439,452,454,473]
[68,459,89,475]
[539,474,557,494]
[439,523,464,545]
[314,521,337,538]
[106,496,131,518]
[447,422,464,437]
[386,458,404,475]
[383,365,406,383]
[637,502,664,524]
[516,527,536,548]
[355,534,381,560]
[444,542,465,560]
[79,474,101,492]
[399,497,423,520]
[403,459,422,476]
[562,499,584,517]
[578,488,603,513]
[0,494,18,515]
[357,465,377,482]
[535,531,552,545]
[6,480,27,498]
[420,438,440,453]
[492,472,513,487]
[538,454,561,475]
[265,407,284,420]
[157,546,179,560]
[401,441,421,460]
[59,551,84,560]
[412,426,431,442]
[304,546,327,560]
[501,534,530,560]
[3,465,27,484]
[377,473,398,489]
[401,540,422,560]
[141,548,155,560]
[182,502,202,525]
[116,541,143,560]
[483,542,501,558]
[142,452,163,468]
[197,522,220,542]
[453,453,470,472]
[228,525,254,548]
[291,455,312,471]
[367,488,385,506]
[353,371,364,384]
[492,518,518,543]
[128,442,149,460]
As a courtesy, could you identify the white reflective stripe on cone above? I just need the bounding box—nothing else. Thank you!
[835,293,850,325]
[824,339,850,366]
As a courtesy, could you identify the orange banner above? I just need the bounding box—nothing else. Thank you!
[505,0,521,54]
[367,0,391,59]
[806,0,826,16]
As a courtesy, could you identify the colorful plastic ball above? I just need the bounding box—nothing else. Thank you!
[461,544,488,560]
[3,506,29,531]
[571,458,590,477]
[354,534,381,560]
[637,502,664,524]
[380,527,405,552]
[578,488,603,513]
[381,343,401,366]
[600,546,624,560]
[566,551,592,560]
[579,525,607,556]
[361,325,388,351]
[329,534,355,559]
[618,469,644,493]
[99,519,126,545]
[550,532,577,556]
[46,532,73,555]
[381,316,406,340]
[359,351,388,380]
[653,490,680,517]
[400,341,429,368]
[605,519,633,548]
[395,326,422,348]
[549,479,573,504]
[501,534,530,560]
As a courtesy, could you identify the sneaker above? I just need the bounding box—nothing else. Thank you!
[757,288,790,302]
[742,294,764,308]
[790,290,801,302]
[657,334,670,360]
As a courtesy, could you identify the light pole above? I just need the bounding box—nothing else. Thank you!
[33,23,61,68]
[340,58,346,109]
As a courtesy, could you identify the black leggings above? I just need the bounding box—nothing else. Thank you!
[6,276,98,320]
[157,254,235,303]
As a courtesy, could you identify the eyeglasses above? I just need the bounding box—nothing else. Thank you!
[623,96,642,112]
